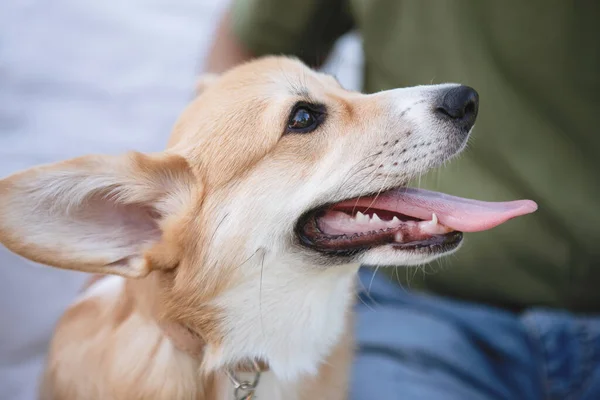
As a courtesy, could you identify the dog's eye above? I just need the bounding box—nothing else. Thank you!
[289,108,314,130]
[286,103,324,134]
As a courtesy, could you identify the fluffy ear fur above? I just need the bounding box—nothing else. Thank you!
[0,152,199,278]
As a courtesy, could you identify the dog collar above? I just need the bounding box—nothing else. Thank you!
[160,320,268,399]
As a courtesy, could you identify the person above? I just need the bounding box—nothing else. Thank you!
[204,1,600,398]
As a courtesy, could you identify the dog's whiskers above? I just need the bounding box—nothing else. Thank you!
[355,286,375,311]
[332,152,381,200]
[351,163,383,214]
[394,266,401,285]
[356,272,379,309]
[363,168,393,214]
[234,248,260,270]
[335,165,376,203]
[259,248,266,338]
[208,213,230,250]
[367,265,381,296]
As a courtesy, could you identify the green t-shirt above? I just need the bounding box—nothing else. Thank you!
[230,0,600,311]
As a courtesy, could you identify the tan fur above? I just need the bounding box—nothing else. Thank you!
[39,275,351,399]
[0,56,461,399]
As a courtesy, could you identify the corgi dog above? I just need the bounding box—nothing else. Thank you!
[0,56,536,399]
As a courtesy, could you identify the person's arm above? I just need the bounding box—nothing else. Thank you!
[203,0,354,74]
[204,11,255,74]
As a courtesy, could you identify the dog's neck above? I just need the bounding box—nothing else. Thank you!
[158,318,268,371]
[198,258,359,381]
[73,257,357,399]
[125,256,359,382]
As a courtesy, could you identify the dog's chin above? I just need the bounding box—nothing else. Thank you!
[358,238,463,267]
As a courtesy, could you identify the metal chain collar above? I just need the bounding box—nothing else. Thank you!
[225,360,262,400]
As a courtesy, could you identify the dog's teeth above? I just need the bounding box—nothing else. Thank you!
[421,213,439,229]
[419,212,453,234]
[391,216,400,225]
[394,232,404,242]
[356,211,368,223]
[371,213,382,223]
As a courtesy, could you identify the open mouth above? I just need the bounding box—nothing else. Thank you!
[296,188,538,256]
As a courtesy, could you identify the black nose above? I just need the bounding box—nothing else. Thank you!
[436,85,479,129]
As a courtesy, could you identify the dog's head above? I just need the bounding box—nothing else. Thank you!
[0,57,536,378]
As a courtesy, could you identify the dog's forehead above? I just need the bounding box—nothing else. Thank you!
[218,58,340,98]
[167,57,351,188]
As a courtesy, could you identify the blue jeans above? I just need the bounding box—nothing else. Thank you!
[352,269,600,400]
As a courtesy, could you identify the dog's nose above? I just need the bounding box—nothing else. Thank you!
[436,86,479,130]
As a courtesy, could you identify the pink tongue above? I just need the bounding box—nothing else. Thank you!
[335,188,538,232]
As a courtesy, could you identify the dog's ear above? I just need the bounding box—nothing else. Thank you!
[0,152,200,278]
[195,73,219,96]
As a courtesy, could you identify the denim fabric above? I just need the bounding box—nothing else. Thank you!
[352,268,600,400]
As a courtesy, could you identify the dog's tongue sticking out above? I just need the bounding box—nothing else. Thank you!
[327,188,538,234]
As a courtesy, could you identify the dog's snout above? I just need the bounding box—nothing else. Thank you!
[435,85,479,129]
